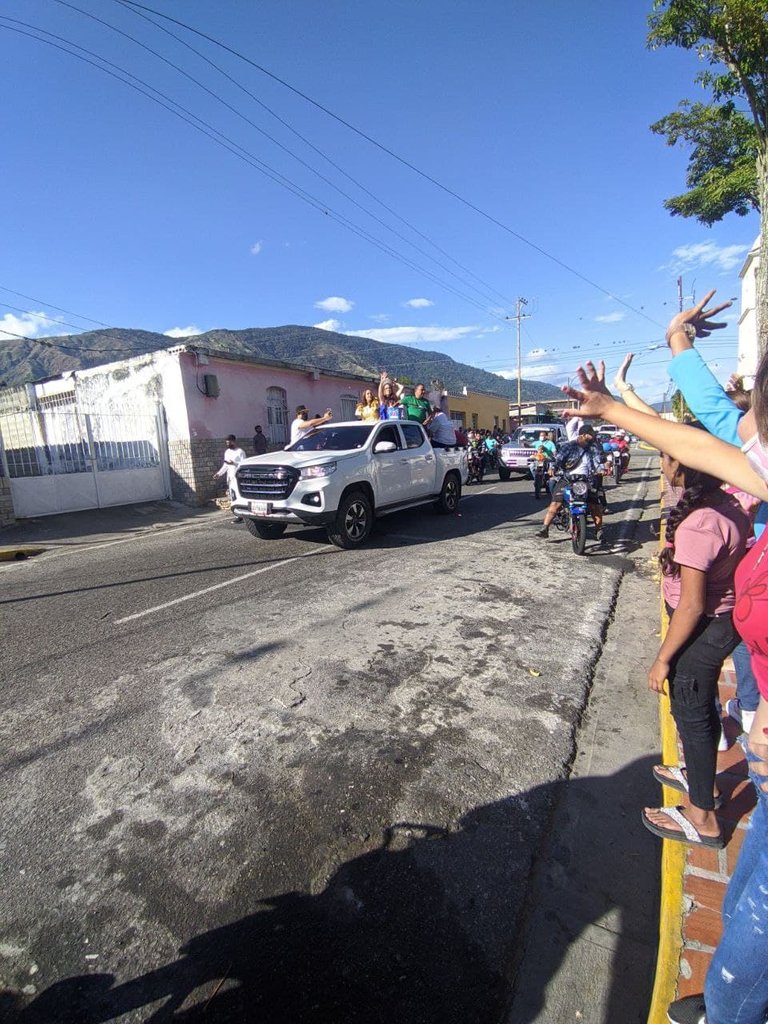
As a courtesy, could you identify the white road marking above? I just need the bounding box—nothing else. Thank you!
[114,546,331,624]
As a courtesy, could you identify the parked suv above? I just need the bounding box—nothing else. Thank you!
[498,423,567,480]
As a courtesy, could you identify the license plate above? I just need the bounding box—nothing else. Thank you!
[250,500,269,514]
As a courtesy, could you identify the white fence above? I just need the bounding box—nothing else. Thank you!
[0,405,171,517]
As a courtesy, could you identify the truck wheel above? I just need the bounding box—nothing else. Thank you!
[498,466,511,481]
[435,472,461,514]
[245,519,287,540]
[327,490,373,549]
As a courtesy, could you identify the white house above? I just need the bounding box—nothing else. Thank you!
[737,235,761,383]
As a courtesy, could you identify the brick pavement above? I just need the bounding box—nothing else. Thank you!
[673,660,757,1001]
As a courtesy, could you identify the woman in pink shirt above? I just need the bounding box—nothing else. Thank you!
[643,456,748,848]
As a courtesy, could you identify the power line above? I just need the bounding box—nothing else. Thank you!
[119,0,665,328]
[54,0,512,314]
[108,0,516,311]
[0,285,112,328]
[1,17,512,326]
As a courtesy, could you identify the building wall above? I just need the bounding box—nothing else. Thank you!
[174,353,373,505]
[444,392,510,431]
[738,237,761,381]
[0,475,15,528]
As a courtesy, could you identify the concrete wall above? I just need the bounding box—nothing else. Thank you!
[177,352,371,442]
[0,475,16,529]
[444,392,511,431]
[738,237,760,381]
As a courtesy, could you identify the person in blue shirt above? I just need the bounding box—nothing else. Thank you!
[536,423,604,541]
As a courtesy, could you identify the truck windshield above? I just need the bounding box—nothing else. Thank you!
[289,425,374,451]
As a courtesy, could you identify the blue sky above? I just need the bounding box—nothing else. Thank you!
[1,0,759,401]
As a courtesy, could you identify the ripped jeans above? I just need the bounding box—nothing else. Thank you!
[704,745,768,1024]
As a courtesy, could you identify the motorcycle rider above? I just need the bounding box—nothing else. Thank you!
[536,423,605,541]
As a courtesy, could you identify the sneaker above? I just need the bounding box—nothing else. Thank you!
[536,528,549,539]
[725,698,757,734]
[717,725,729,751]
[667,994,707,1024]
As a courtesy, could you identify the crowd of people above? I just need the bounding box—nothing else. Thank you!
[563,290,768,1024]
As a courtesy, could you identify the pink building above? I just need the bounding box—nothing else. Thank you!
[0,344,377,520]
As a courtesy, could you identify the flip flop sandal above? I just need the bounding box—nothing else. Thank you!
[641,806,725,849]
[652,765,725,810]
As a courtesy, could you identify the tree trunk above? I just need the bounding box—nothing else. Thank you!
[757,147,768,358]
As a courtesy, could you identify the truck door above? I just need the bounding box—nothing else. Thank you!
[399,422,435,496]
[371,423,409,505]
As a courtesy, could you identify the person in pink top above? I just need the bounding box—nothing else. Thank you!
[644,453,748,849]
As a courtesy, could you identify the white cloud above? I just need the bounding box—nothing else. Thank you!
[594,311,626,324]
[313,319,341,332]
[403,297,434,309]
[369,313,390,323]
[495,362,562,380]
[163,325,204,338]
[315,296,353,313]
[346,325,480,345]
[250,240,264,255]
[0,310,66,341]
[664,240,750,274]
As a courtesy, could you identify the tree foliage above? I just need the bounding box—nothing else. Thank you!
[650,100,759,222]
[648,0,768,353]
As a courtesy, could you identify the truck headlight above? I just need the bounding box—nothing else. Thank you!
[300,461,337,479]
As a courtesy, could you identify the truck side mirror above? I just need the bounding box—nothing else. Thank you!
[374,441,397,453]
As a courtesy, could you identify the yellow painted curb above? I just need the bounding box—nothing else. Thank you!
[646,477,687,1024]
[638,442,660,452]
[0,546,46,561]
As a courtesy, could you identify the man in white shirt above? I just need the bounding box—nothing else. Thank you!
[289,405,332,446]
[213,435,246,486]
[213,435,246,521]
[425,406,458,448]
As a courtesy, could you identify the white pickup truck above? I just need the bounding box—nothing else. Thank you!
[231,419,468,548]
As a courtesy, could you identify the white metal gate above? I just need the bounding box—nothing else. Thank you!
[0,404,171,517]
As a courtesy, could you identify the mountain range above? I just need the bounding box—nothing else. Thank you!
[0,324,564,402]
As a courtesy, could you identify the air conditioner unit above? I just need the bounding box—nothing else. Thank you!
[203,374,220,397]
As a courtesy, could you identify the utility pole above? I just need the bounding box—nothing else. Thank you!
[506,298,530,429]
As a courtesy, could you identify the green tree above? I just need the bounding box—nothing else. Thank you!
[648,0,768,353]
[671,388,692,421]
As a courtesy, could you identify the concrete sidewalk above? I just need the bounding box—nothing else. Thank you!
[506,486,663,1022]
[649,662,756,1021]
[0,500,222,558]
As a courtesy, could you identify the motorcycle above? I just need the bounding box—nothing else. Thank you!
[467,446,485,485]
[527,454,551,500]
[552,472,592,555]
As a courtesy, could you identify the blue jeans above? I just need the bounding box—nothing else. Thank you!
[732,641,761,714]
[704,745,768,1024]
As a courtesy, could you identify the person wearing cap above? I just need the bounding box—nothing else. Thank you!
[536,423,605,541]
[289,404,332,446]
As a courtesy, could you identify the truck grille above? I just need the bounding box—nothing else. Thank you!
[236,464,299,500]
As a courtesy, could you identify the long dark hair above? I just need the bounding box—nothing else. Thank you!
[752,345,768,442]
[659,461,725,577]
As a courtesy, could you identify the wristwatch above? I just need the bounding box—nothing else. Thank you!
[619,383,635,394]
[667,322,696,342]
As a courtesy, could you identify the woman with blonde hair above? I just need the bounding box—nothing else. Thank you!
[355,387,380,422]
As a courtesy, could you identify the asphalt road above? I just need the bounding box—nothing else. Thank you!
[0,457,659,1023]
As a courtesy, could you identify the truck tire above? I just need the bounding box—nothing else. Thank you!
[434,471,461,514]
[498,466,511,481]
[245,519,287,540]
[327,490,373,549]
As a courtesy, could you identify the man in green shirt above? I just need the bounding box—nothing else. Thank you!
[397,381,431,423]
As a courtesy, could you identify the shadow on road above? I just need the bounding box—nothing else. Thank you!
[5,757,660,1024]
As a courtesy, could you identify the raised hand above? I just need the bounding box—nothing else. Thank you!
[615,352,634,389]
[562,360,613,419]
[666,288,731,344]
